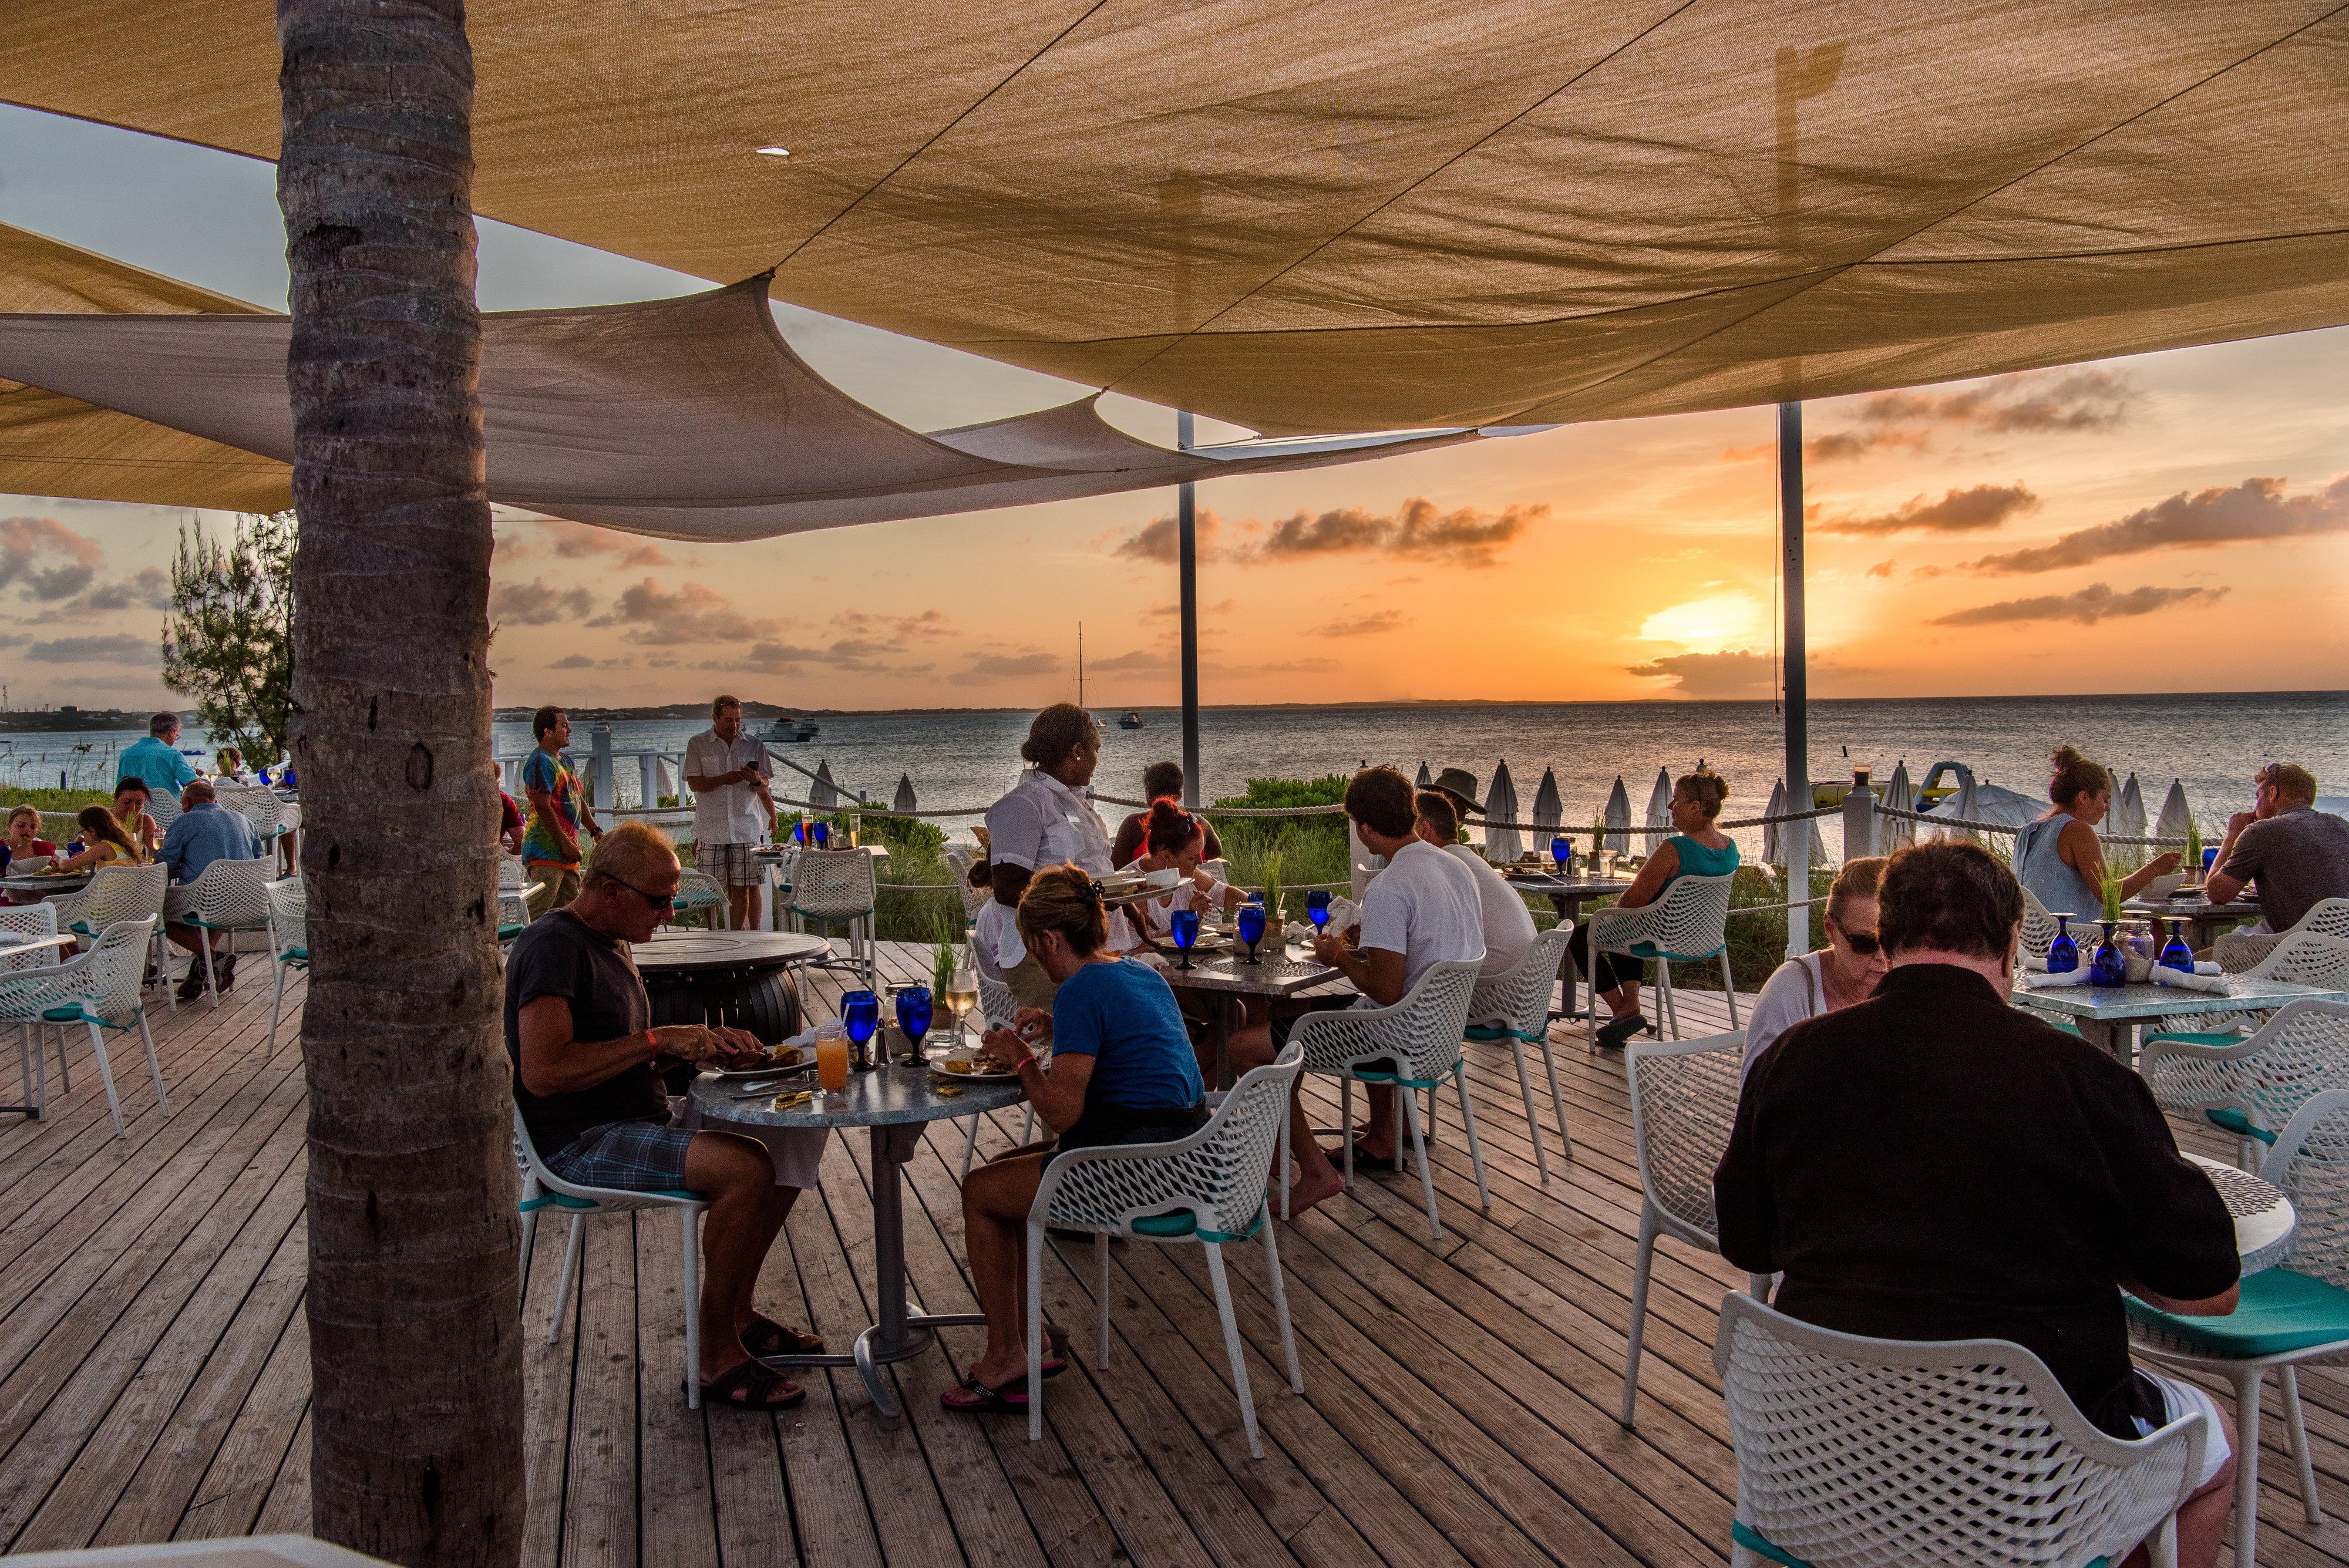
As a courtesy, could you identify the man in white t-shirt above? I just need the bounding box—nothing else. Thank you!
[1414,789,1536,981]
[1229,766,1483,1214]
[684,695,776,930]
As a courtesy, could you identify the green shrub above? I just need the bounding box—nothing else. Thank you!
[1210,776,1351,917]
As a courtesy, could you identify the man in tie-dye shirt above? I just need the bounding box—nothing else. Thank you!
[522,705,603,912]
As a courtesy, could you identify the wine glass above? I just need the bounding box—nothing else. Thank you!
[2089,920,2127,988]
[2047,914,2078,973]
[1236,900,1266,964]
[1307,890,1331,936]
[811,820,830,849]
[1169,907,1200,970]
[894,985,933,1066]
[2160,919,2195,974]
[943,953,980,1050]
[842,989,881,1067]
[792,819,806,846]
[1550,835,1570,877]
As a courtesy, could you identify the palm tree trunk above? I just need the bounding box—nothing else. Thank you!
[277,3,522,1563]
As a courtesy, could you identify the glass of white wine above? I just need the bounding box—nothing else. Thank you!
[943,953,981,1053]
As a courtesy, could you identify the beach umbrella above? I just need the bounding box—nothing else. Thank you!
[1531,768,1563,838]
[1643,767,1673,842]
[811,759,839,811]
[1415,762,1432,789]
[2113,773,2145,839]
[1604,776,1632,854]
[1882,761,1916,849]
[1762,779,1786,864]
[2154,779,2194,845]
[1942,772,1982,843]
[1485,759,1523,862]
[892,773,917,815]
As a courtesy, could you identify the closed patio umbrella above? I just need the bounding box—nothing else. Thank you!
[811,760,840,811]
[1643,767,1673,843]
[1762,779,1786,865]
[1484,759,1523,863]
[1941,773,1982,844]
[1531,768,1563,839]
[1882,761,1915,849]
[1415,762,1432,789]
[893,773,918,815]
[2154,779,2195,844]
[2113,773,2145,840]
[1604,776,1632,855]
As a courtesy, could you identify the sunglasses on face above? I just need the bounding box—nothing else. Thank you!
[613,876,677,911]
[1833,926,1882,955]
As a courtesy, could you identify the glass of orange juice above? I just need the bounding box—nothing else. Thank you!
[814,1021,850,1095]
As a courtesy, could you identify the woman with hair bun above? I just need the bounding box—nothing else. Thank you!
[1123,796,1244,940]
[1569,766,1739,1049]
[2013,745,2179,919]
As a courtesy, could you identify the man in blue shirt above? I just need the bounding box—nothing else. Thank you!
[117,712,200,797]
[159,780,264,1000]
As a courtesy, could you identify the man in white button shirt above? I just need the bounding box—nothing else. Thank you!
[684,695,776,930]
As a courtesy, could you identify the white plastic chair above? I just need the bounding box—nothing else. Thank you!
[496,856,533,943]
[2212,896,2349,974]
[2129,1087,2349,1567]
[264,877,308,1052]
[943,845,990,923]
[1463,926,1574,1178]
[215,785,287,843]
[1620,1029,1758,1426]
[174,856,277,1007]
[0,917,169,1137]
[513,1108,714,1407]
[2151,932,2349,1045]
[671,867,729,930]
[1025,1042,1306,1453]
[788,848,878,990]
[1583,871,1739,1041]
[146,789,181,836]
[2139,998,2349,1168]
[52,860,173,1011]
[958,973,1034,1180]
[2,903,64,1118]
[1290,958,1484,1238]
[1719,1292,2205,1568]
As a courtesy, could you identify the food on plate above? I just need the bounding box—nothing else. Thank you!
[943,1058,972,1075]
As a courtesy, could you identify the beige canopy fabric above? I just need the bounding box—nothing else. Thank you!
[4,1,2345,435]
[0,264,1482,539]
[0,223,292,512]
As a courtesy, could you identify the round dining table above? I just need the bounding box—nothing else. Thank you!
[2188,1153,2297,1274]
[689,1060,1024,1425]
[632,928,828,1045]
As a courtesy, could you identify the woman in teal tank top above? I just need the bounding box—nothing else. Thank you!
[1570,768,1741,1048]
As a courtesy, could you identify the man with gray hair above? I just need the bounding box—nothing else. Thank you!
[159,778,264,1000]
[116,711,200,797]
[685,695,776,929]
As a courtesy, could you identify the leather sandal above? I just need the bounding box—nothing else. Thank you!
[698,1358,806,1411]
[741,1314,824,1357]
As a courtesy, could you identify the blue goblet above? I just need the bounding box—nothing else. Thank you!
[895,985,933,1064]
[1169,907,1200,970]
[1550,835,1570,876]
[2047,914,2079,974]
[842,989,881,1068]
[792,819,806,846]
[1307,890,1331,934]
[1236,900,1267,964]
[811,820,830,849]
[2089,921,2127,988]
[2160,920,2195,974]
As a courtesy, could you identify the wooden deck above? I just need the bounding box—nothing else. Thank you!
[6,938,2349,1566]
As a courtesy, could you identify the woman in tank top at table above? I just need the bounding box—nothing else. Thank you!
[1569,766,1739,1050]
[2013,746,2180,922]
[1740,857,1888,1082]
[946,864,1210,1415]
[981,703,1121,1014]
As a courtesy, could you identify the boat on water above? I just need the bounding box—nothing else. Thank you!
[1118,711,1144,730]
[760,716,820,743]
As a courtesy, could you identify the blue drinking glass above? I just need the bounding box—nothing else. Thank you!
[1236,900,1266,964]
[2203,847,2220,879]
[2089,920,2127,988]
[842,989,881,1066]
[895,985,933,1058]
[1169,907,1200,969]
[812,820,830,849]
[1550,835,1570,875]
[792,820,806,846]
[1307,890,1331,933]
[2047,914,2078,973]
[2160,920,2195,974]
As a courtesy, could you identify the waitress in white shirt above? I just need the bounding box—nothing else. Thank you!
[1739,857,1889,1082]
[980,703,1118,1010]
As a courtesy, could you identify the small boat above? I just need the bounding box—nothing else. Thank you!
[1118,711,1144,730]
[760,716,820,743]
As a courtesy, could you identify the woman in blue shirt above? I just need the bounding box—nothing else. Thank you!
[1571,767,1741,1049]
[947,863,1207,1414]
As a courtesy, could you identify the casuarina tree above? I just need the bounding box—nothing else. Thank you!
[160,509,297,769]
[277,1,523,1562]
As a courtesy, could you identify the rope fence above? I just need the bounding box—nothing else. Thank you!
[1870,802,2186,847]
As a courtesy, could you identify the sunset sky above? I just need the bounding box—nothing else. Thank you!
[4,104,2347,715]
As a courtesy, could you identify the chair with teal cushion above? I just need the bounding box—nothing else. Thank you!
[2143,932,2349,1052]
[263,876,309,1051]
[2128,1086,2349,1566]
[511,1107,714,1407]
[1024,1042,1305,1455]
[0,916,167,1137]
[1463,926,1575,1179]
[1583,871,1739,1040]
[1718,1292,2205,1568]
[2139,998,2349,1169]
[174,856,277,1008]
[52,861,173,1012]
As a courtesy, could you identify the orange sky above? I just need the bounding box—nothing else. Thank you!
[3,107,2347,712]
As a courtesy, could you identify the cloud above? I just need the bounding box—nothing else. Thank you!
[1255,497,1540,567]
[1931,583,2227,627]
[492,578,598,625]
[1806,426,1933,465]
[832,608,954,641]
[698,641,831,674]
[529,519,672,568]
[26,632,156,665]
[588,578,779,644]
[0,515,106,603]
[1623,648,1778,699]
[549,652,597,669]
[1962,473,2349,575]
[1089,648,1171,672]
[1807,369,2133,464]
[1145,597,1235,618]
[73,567,173,614]
[1866,558,1897,579]
[1821,483,2039,536]
[1312,608,1408,637]
[962,652,1061,678]
[1111,509,1224,564]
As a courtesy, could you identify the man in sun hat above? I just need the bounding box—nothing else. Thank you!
[1426,767,1483,828]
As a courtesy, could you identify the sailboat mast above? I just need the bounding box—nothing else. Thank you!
[1078,623,1086,711]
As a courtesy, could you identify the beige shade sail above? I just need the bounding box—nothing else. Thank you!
[4,1,2345,435]
[0,223,293,512]
[0,258,1485,539]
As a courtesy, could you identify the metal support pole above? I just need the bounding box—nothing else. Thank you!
[1779,402,1810,960]
[1177,411,1202,808]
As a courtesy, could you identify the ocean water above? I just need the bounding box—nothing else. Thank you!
[15,691,2337,861]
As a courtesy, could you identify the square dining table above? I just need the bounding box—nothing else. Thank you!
[2122,892,2264,953]
[1503,872,1633,1017]
[1158,944,1352,1089]
[2011,974,2346,1061]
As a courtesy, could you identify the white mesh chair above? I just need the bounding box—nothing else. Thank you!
[2140,999,2349,1169]
[2213,897,2349,974]
[1719,1292,2206,1568]
[174,856,278,1007]
[496,856,532,943]
[943,846,990,923]
[2149,932,2349,1047]
[2128,1088,2349,1568]
[788,848,878,989]
[1024,1042,1306,1453]
[264,877,308,1052]
[215,785,287,843]
[1463,926,1575,1179]
[513,1108,715,1407]
[0,917,169,1137]
[146,789,182,837]
[958,974,1034,1180]
[1620,1029,1758,1426]
[1583,871,1739,1041]
[3,903,64,1118]
[670,867,729,930]
[2019,883,2077,964]
[52,861,173,1011]
[1290,958,1484,1238]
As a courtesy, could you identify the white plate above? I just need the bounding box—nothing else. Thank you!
[931,1063,1022,1084]
[707,1059,813,1082]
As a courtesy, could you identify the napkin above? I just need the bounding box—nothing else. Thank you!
[2017,967,2092,990]
[2152,964,2230,993]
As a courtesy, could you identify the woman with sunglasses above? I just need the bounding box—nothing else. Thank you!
[1740,857,1889,1083]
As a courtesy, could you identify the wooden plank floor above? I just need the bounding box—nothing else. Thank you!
[6,936,2349,1565]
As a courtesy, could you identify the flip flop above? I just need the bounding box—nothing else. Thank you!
[1594,1012,1650,1050]
[940,1371,1031,1413]
[741,1314,824,1357]
[698,1358,807,1411]
[1330,1136,1405,1172]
